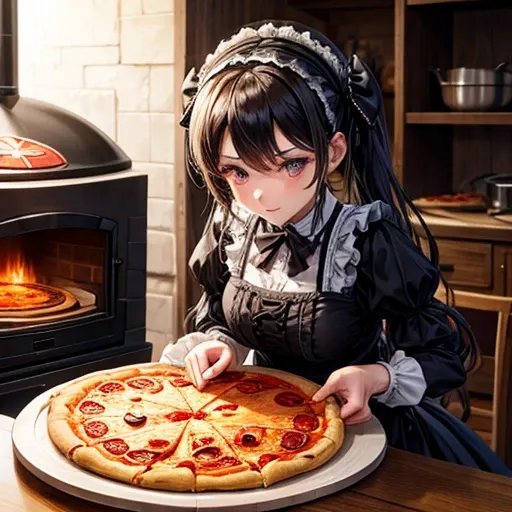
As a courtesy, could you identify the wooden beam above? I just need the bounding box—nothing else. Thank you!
[174,0,188,341]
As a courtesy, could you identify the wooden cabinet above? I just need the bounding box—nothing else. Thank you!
[436,239,493,290]
[394,0,512,200]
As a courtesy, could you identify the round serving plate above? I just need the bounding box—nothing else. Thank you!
[12,383,387,512]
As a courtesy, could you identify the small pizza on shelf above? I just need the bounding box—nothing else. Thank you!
[47,363,343,491]
[412,192,487,210]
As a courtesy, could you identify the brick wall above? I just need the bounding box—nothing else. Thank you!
[17,0,177,359]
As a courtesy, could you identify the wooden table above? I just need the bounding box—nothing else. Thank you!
[1,415,510,511]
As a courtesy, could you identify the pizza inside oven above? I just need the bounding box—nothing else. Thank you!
[0,282,66,311]
[47,364,343,492]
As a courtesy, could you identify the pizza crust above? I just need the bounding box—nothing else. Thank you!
[47,417,85,457]
[136,466,195,491]
[322,396,344,447]
[196,468,263,492]
[72,446,144,484]
[261,437,339,487]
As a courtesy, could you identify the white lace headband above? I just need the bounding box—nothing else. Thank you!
[180,22,380,130]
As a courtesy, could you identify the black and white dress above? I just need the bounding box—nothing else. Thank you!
[162,188,511,476]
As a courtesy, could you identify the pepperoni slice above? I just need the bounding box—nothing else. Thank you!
[281,431,309,451]
[165,411,193,422]
[213,403,238,412]
[148,439,170,449]
[84,420,108,438]
[130,397,142,402]
[258,454,279,467]
[176,460,196,473]
[234,427,264,448]
[192,436,214,450]
[127,378,163,393]
[171,378,192,387]
[193,411,207,420]
[98,382,124,394]
[126,449,159,464]
[103,439,129,456]
[274,391,305,407]
[79,400,105,414]
[124,412,147,427]
[194,446,221,460]
[236,380,262,394]
[293,414,319,432]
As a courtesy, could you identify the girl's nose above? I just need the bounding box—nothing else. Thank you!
[253,188,263,201]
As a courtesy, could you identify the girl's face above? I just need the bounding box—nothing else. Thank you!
[218,126,346,226]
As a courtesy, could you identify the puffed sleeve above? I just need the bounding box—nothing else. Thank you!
[354,217,467,400]
[160,205,250,367]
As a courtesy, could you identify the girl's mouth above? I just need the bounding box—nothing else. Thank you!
[265,207,281,212]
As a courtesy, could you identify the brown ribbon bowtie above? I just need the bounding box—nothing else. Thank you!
[254,225,321,278]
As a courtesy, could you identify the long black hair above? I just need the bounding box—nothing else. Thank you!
[183,20,478,397]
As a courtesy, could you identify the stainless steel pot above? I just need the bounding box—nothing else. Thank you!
[485,175,512,215]
[433,64,512,111]
[445,63,512,85]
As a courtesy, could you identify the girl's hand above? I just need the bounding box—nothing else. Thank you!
[184,340,234,391]
[311,365,390,425]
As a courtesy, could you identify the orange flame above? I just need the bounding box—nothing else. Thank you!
[0,249,35,284]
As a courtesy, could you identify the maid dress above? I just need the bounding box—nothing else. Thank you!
[161,188,511,476]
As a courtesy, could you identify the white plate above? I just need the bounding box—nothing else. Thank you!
[12,387,386,511]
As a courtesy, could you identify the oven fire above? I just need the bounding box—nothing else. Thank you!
[0,248,35,284]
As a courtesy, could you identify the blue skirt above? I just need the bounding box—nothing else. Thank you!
[371,397,512,477]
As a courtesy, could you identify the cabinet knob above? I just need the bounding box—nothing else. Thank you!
[500,264,505,270]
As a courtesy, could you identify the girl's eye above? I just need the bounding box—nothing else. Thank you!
[221,167,249,185]
[285,158,308,177]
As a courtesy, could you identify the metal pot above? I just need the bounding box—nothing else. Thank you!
[445,63,512,85]
[433,64,512,111]
[485,175,512,215]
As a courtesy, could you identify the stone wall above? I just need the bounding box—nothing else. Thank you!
[17,0,177,360]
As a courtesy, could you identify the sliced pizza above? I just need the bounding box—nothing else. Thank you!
[139,419,263,491]
[212,423,339,487]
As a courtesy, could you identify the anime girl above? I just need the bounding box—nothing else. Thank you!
[161,20,511,475]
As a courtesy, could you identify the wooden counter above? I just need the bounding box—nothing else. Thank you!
[1,415,510,512]
[412,210,512,243]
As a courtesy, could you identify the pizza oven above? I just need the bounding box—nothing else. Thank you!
[0,0,152,417]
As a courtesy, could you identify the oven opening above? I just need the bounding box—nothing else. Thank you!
[0,228,109,330]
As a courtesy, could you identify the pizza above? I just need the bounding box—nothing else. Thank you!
[47,363,343,491]
[0,282,67,311]
[413,192,487,210]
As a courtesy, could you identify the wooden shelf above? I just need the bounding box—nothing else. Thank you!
[407,0,480,5]
[406,112,512,125]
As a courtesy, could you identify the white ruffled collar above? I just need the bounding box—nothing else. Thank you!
[291,188,338,239]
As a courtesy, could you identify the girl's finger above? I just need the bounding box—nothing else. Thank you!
[203,347,232,380]
[185,357,197,388]
[343,405,373,425]
[339,394,365,420]
[189,352,206,390]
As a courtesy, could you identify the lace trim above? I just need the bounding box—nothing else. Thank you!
[200,23,345,79]
[321,201,391,293]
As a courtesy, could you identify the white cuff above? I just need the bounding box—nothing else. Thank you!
[374,350,427,407]
[159,330,250,369]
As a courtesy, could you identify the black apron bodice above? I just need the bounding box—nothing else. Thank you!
[222,203,382,384]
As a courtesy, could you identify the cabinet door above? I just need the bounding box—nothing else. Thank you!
[507,252,512,297]
[493,245,512,297]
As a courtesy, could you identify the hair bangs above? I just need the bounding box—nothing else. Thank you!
[188,64,331,209]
